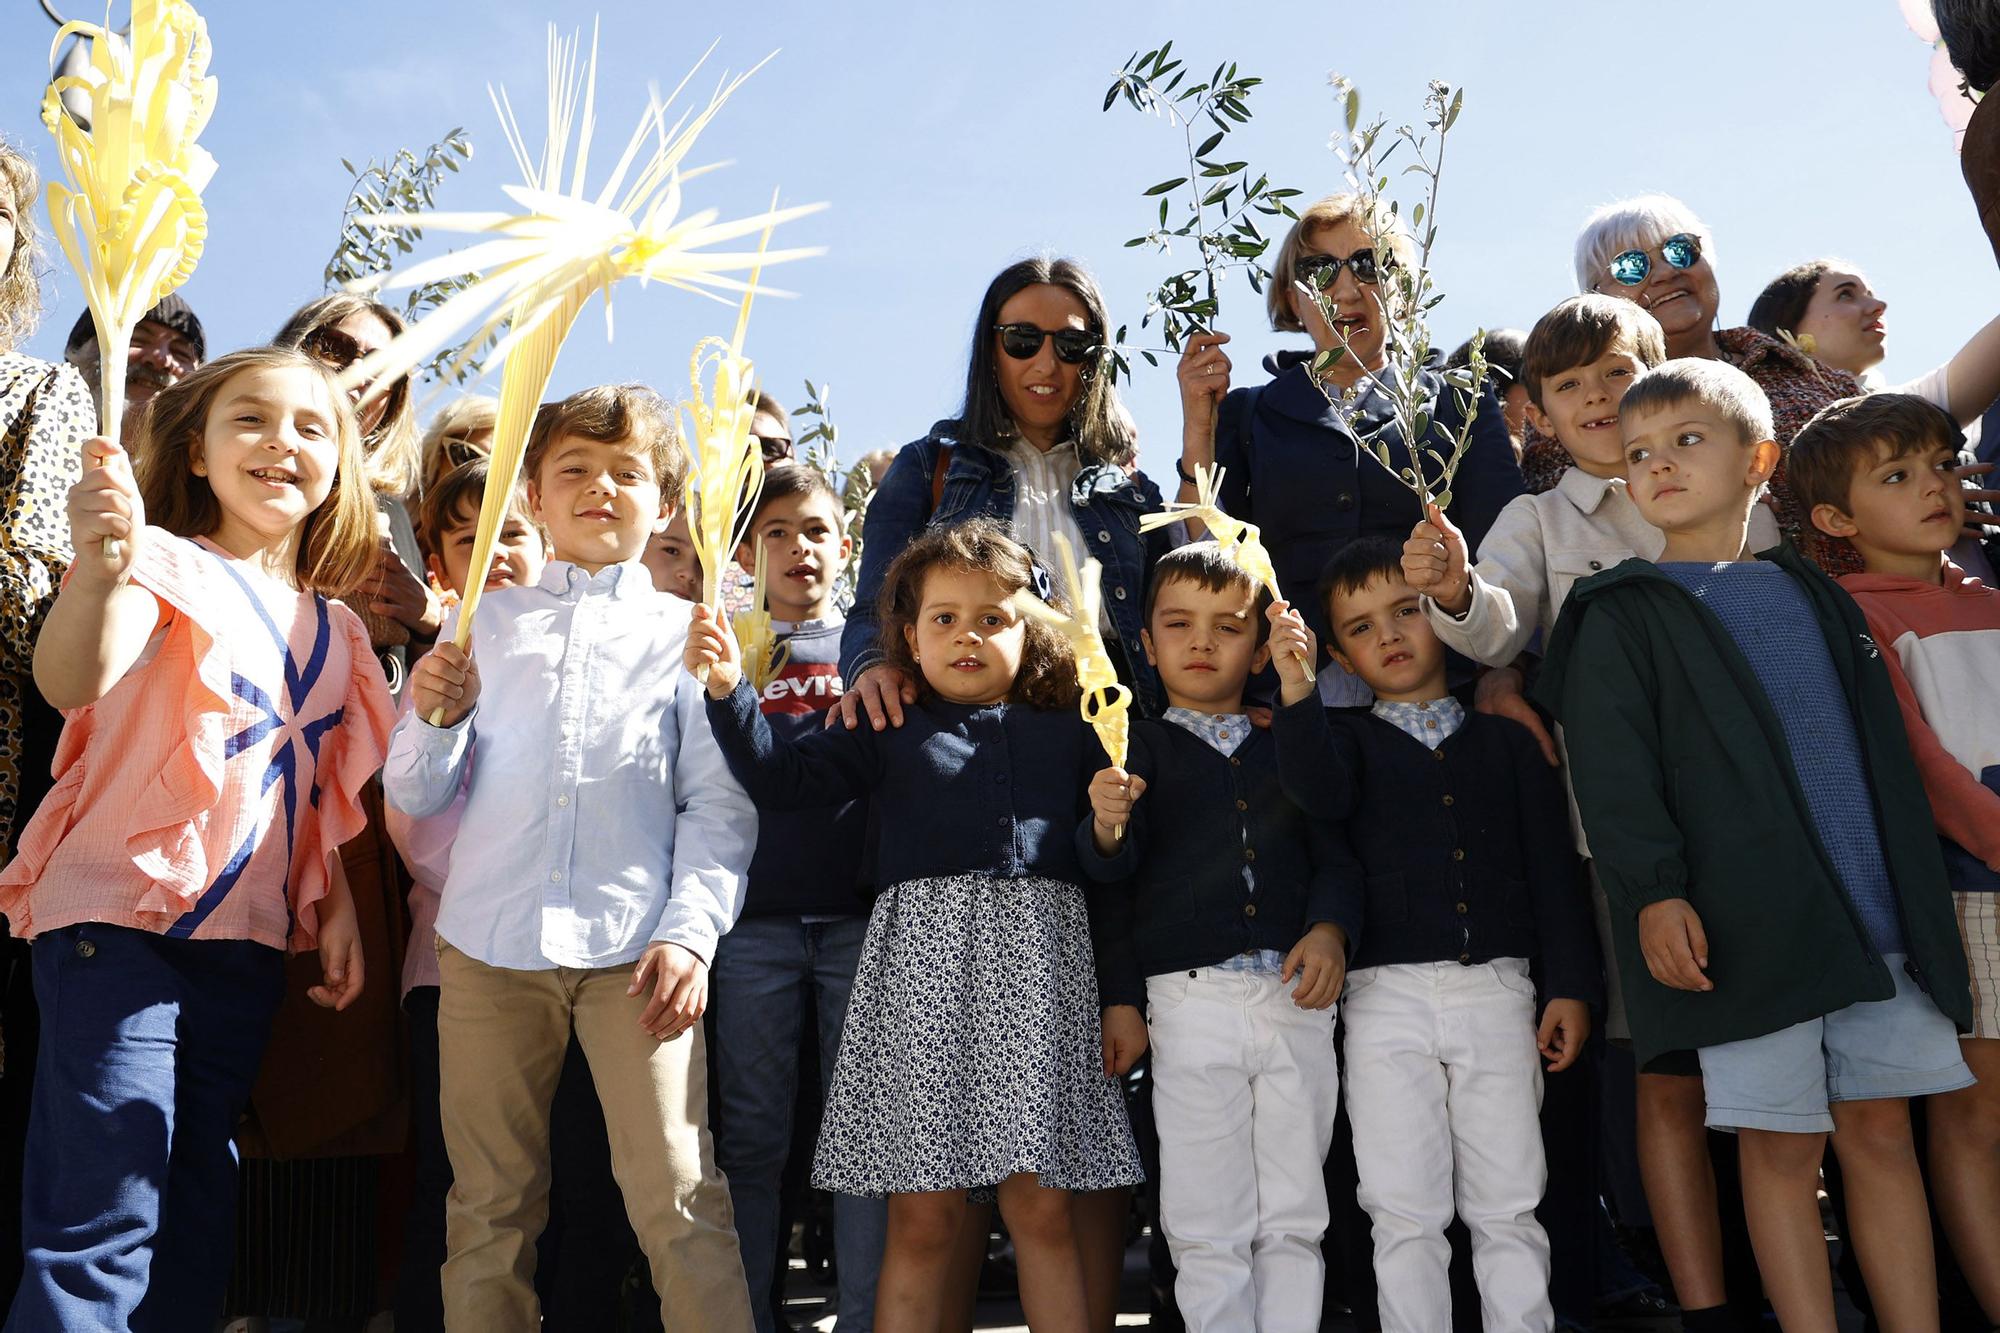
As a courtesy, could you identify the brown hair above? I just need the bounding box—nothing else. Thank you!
[877,518,1078,710]
[1145,542,1273,646]
[524,383,685,497]
[0,140,44,354]
[748,462,843,531]
[135,347,379,599]
[1619,358,1774,449]
[1266,192,1415,334]
[1790,393,1965,517]
[1315,535,1407,622]
[1520,295,1668,409]
[418,455,539,558]
[273,294,421,499]
[1747,260,1849,346]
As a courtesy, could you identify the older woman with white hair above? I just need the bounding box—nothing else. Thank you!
[1520,195,1860,572]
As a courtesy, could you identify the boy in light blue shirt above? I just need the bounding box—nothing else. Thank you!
[385,384,758,1332]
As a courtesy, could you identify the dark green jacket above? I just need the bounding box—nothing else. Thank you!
[1534,543,1972,1068]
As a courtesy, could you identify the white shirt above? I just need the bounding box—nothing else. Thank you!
[383,560,757,970]
[1002,437,1112,633]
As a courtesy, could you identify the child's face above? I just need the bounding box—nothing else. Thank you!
[1326,570,1448,701]
[1812,441,1965,563]
[1623,400,1772,534]
[528,433,669,573]
[643,509,701,601]
[1529,338,1648,479]
[431,504,546,598]
[901,565,1027,707]
[1140,576,1269,713]
[194,364,342,551]
[737,490,849,621]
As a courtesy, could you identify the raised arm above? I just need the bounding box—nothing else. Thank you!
[839,440,932,682]
[1268,696,1361,823]
[33,437,161,710]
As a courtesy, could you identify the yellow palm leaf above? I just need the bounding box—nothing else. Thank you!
[732,538,791,695]
[1012,534,1132,772]
[41,0,216,448]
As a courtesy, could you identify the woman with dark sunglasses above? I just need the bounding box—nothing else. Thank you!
[418,394,498,498]
[1175,192,1523,705]
[838,256,1174,727]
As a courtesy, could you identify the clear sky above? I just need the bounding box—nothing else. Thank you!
[3,0,1987,483]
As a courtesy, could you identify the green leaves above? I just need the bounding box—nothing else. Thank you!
[1104,43,1298,379]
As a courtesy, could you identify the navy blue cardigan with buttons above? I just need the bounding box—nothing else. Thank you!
[707,682,1103,889]
[1076,721,1362,1009]
[1270,699,1601,1007]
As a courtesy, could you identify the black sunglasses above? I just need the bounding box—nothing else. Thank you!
[1294,248,1381,288]
[993,323,1104,364]
[299,325,367,372]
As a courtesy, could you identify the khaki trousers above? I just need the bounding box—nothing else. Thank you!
[436,941,754,1332]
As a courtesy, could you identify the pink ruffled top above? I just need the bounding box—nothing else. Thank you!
[0,529,394,951]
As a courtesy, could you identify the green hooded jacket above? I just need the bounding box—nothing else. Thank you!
[1534,542,1972,1068]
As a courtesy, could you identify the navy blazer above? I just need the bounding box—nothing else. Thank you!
[838,421,1177,714]
[1270,699,1601,1007]
[1214,352,1523,647]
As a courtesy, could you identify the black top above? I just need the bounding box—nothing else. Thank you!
[1077,720,1360,1008]
[1271,699,1601,1007]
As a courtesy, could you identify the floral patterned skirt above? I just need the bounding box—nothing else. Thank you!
[811,873,1144,1197]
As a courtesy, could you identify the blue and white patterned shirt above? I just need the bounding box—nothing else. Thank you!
[1371,695,1466,750]
[1163,707,1283,974]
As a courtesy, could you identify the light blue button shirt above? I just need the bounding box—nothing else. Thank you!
[383,560,757,970]
[1371,695,1466,750]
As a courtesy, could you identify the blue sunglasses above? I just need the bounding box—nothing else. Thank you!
[1606,234,1701,287]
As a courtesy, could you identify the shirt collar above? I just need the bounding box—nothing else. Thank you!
[538,558,653,600]
[1556,466,1624,514]
[1370,695,1466,749]
[1164,706,1253,757]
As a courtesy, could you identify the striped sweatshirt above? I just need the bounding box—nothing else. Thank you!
[1841,562,2000,891]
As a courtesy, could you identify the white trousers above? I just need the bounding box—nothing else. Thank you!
[1146,966,1342,1333]
[1342,958,1552,1333]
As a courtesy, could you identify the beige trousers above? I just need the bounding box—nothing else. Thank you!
[436,940,754,1332]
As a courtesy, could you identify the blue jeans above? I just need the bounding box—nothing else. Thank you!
[7,923,283,1332]
[712,915,883,1332]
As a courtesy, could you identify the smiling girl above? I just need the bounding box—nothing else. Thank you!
[688,519,1143,1333]
[0,348,394,1328]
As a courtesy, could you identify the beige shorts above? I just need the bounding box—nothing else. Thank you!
[1958,891,2000,1039]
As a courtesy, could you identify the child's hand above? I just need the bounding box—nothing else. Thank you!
[411,641,479,728]
[684,604,742,699]
[1403,504,1471,615]
[1474,665,1559,767]
[1283,922,1347,1009]
[1088,766,1146,851]
[1638,899,1713,992]
[1266,601,1320,706]
[1101,1004,1149,1077]
[630,941,707,1041]
[68,436,143,586]
[307,877,366,1011]
[1537,997,1591,1072]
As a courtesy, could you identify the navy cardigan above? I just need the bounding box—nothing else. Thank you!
[1270,699,1601,1007]
[1077,721,1361,1009]
[707,682,1102,890]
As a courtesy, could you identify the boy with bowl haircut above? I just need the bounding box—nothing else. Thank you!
[707,463,886,1332]
[385,384,758,1331]
[1079,542,1357,1332]
[1538,361,1974,1331]
[1793,391,2000,1322]
[1266,537,1597,1333]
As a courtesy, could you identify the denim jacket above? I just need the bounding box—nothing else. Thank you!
[840,420,1177,715]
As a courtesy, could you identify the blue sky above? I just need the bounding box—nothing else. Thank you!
[2,1,1987,483]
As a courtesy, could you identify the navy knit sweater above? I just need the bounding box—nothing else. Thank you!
[1076,721,1361,1008]
[1271,699,1601,1006]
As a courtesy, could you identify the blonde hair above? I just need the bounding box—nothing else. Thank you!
[1572,194,1714,295]
[1266,193,1416,334]
[419,394,498,494]
[0,140,44,354]
[135,347,380,599]
[273,294,421,499]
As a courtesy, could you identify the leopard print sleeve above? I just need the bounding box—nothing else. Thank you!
[0,355,93,675]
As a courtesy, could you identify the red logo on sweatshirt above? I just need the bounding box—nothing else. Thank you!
[759,662,845,716]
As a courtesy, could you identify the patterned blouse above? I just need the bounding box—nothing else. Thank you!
[1519,326,1863,573]
[0,353,94,864]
